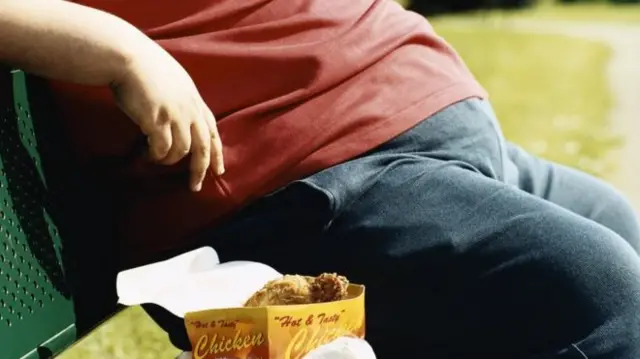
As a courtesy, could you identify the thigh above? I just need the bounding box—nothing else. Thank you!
[506,142,640,250]
[232,158,640,359]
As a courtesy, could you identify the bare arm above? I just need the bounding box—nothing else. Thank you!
[0,0,158,86]
[0,0,225,190]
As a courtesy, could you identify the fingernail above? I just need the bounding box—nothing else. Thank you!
[193,182,202,192]
[216,165,225,176]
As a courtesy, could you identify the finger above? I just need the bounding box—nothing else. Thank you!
[189,121,211,192]
[160,120,191,165]
[147,124,172,162]
[204,107,225,175]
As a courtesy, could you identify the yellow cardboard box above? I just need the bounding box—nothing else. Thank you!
[184,283,365,359]
[116,248,365,359]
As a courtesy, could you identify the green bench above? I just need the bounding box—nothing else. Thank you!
[0,68,120,358]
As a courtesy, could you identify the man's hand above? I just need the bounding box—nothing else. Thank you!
[112,47,224,192]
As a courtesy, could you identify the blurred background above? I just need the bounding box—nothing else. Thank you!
[60,0,640,358]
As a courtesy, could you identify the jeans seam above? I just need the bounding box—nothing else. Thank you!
[479,100,507,183]
[571,343,589,359]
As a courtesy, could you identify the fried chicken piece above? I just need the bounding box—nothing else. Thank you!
[244,273,350,307]
[310,273,349,303]
[244,275,313,307]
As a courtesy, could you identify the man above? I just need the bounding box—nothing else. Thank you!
[2,0,639,357]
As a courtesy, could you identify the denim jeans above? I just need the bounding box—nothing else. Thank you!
[144,98,640,358]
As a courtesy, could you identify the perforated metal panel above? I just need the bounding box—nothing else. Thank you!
[0,70,76,359]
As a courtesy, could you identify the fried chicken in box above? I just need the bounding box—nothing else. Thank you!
[244,273,349,307]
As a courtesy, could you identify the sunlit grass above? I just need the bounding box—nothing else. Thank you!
[58,306,180,359]
[433,24,618,176]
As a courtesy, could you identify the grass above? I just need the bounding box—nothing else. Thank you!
[58,307,180,359]
[58,4,619,359]
[433,24,618,176]
[516,2,640,22]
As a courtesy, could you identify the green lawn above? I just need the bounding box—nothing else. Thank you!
[514,2,640,22]
[59,307,180,359]
[58,5,619,359]
[433,24,618,177]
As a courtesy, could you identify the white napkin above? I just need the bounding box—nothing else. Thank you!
[302,337,377,359]
[116,247,281,317]
[175,337,377,359]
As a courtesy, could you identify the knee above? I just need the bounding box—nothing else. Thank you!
[519,211,640,350]
[562,221,640,314]
[525,210,640,300]
[591,188,640,252]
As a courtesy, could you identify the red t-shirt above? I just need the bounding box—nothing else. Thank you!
[49,0,486,265]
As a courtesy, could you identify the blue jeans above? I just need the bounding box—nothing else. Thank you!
[144,98,640,358]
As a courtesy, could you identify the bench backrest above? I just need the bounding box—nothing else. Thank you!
[0,69,118,358]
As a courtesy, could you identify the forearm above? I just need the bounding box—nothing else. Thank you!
[0,0,156,86]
